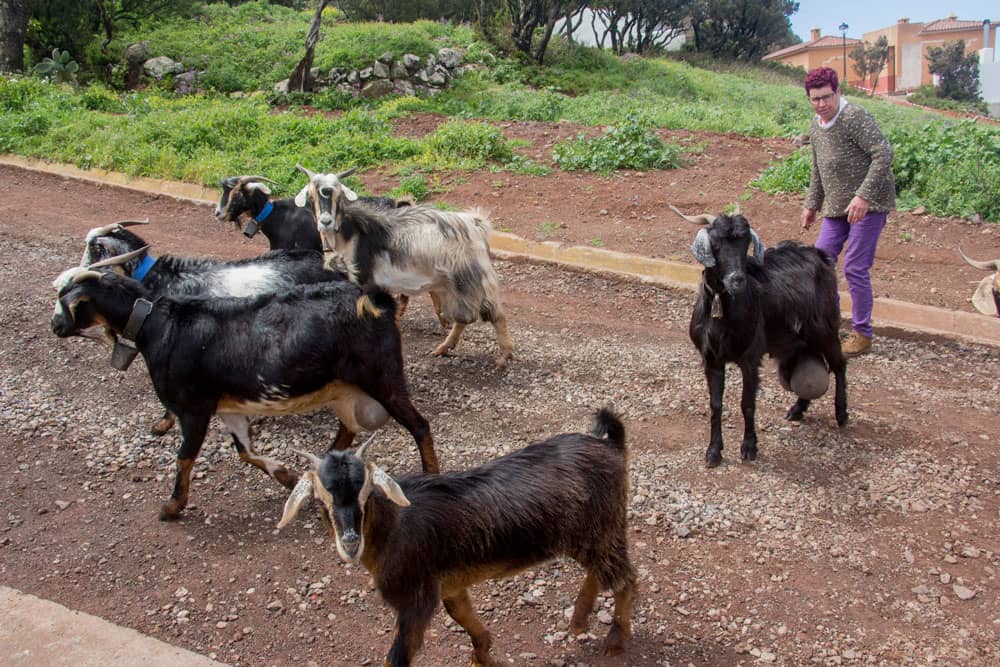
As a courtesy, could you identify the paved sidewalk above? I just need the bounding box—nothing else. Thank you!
[0,586,226,666]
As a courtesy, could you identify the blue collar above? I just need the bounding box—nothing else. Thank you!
[255,201,274,223]
[132,255,157,281]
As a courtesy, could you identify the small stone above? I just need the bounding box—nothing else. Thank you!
[54,500,71,510]
[597,610,613,625]
[266,599,284,612]
[953,584,976,600]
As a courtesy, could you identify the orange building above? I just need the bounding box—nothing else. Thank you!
[765,16,998,94]
[762,28,861,86]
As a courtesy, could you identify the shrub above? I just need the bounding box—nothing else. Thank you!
[552,112,683,174]
[420,120,515,168]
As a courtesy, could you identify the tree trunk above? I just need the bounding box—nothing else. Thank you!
[0,0,30,72]
[289,0,330,93]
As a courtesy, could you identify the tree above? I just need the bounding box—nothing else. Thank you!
[849,34,889,94]
[0,0,32,71]
[589,0,690,55]
[688,0,798,61]
[506,0,587,64]
[289,0,330,93]
[927,39,980,102]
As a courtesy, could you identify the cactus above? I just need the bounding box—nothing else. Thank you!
[33,48,80,83]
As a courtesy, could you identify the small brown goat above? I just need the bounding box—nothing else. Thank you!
[278,409,636,666]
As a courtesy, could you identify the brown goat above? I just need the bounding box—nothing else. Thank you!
[278,409,636,666]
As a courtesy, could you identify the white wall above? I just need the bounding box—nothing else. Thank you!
[980,47,1000,118]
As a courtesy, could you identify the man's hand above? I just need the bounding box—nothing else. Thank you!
[846,196,870,223]
[801,208,817,230]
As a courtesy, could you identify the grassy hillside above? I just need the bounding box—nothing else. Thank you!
[4,1,998,220]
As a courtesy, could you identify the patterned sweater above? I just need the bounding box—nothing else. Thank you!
[805,100,896,218]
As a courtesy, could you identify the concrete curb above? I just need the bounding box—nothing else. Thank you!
[0,586,227,666]
[4,155,999,348]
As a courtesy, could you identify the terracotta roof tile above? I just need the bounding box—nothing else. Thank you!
[763,35,860,61]
[919,17,995,34]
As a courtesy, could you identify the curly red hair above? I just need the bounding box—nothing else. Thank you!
[804,67,839,94]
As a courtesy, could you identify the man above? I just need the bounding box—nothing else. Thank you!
[801,66,895,357]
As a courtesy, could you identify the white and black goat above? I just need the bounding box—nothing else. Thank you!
[278,408,635,666]
[215,175,323,252]
[52,259,437,521]
[674,206,848,467]
[80,220,344,436]
[295,165,514,369]
[959,246,1000,317]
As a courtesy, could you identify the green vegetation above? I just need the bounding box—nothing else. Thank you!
[752,116,1000,221]
[1,1,998,221]
[907,86,989,116]
[552,113,684,174]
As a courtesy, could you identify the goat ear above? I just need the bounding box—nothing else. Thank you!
[294,186,310,208]
[341,184,358,202]
[750,229,765,259]
[691,228,716,267]
[277,471,316,529]
[369,465,410,507]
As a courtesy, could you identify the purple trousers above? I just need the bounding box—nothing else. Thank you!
[815,212,888,338]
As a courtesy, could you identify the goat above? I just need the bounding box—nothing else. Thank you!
[214,175,323,252]
[295,165,514,369]
[958,246,1000,317]
[80,220,345,436]
[278,408,635,666]
[673,205,848,467]
[215,174,410,254]
[51,261,438,520]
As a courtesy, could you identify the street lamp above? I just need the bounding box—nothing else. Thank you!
[838,22,849,85]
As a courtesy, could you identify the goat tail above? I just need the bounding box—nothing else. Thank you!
[591,407,626,451]
[356,287,396,320]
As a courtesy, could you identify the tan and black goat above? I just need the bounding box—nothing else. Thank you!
[278,408,636,666]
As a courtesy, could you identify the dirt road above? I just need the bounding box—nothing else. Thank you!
[1,163,999,666]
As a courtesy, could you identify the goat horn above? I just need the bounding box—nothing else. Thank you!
[668,204,715,225]
[296,164,317,179]
[336,167,358,180]
[290,448,323,469]
[72,270,105,284]
[354,432,378,460]
[237,175,280,186]
[87,246,151,270]
[114,219,150,227]
[958,246,1000,272]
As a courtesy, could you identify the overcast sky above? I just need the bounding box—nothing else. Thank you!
[789,1,997,42]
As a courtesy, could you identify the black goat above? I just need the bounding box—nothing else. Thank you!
[52,266,437,520]
[80,220,344,436]
[278,408,635,666]
[215,175,323,252]
[675,206,848,467]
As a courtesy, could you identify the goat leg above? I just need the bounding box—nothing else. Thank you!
[738,362,760,462]
[569,570,600,634]
[386,599,435,667]
[443,589,494,666]
[429,292,449,329]
[432,322,466,358]
[704,365,726,467]
[491,313,514,370]
[602,573,636,657]
[785,398,810,422]
[160,413,209,521]
[220,414,298,489]
[149,409,176,436]
[330,422,356,450]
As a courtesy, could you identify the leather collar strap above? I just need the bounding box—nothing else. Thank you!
[132,255,157,281]
[122,298,154,341]
[255,201,274,223]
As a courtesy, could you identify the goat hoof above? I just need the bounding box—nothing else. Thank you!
[740,445,758,462]
[705,450,722,468]
[275,470,299,489]
[431,344,452,357]
[836,411,849,427]
[149,419,174,436]
[785,408,804,422]
[159,502,183,521]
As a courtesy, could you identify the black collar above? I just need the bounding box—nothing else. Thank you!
[110,298,154,371]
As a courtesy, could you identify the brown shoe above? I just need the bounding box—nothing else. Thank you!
[842,332,872,357]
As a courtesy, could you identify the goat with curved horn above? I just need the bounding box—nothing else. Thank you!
[668,204,716,225]
[959,246,1000,317]
[87,246,151,270]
